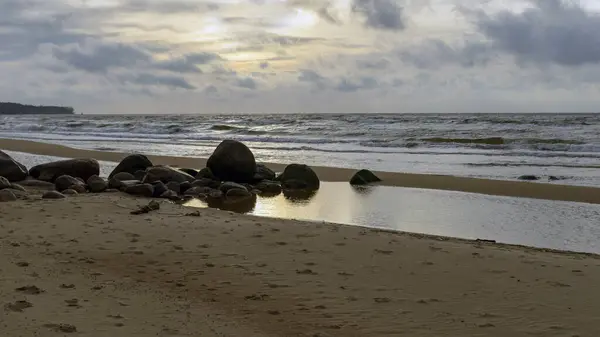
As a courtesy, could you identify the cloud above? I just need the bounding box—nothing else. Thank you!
[335,76,379,92]
[352,0,406,30]
[236,77,259,90]
[154,52,221,73]
[52,41,151,73]
[119,73,196,90]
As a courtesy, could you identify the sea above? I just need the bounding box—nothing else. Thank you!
[1,113,599,186]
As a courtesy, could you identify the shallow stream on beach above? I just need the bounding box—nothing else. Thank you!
[9,150,600,254]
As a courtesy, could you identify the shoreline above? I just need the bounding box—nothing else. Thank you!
[3,137,600,204]
[2,189,600,336]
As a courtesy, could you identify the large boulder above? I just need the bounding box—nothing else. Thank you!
[278,164,320,190]
[109,154,153,178]
[142,166,195,184]
[206,140,256,183]
[29,158,99,182]
[0,150,28,182]
[349,169,381,185]
[253,164,276,182]
[55,175,87,192]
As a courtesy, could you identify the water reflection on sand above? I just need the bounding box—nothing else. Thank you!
[186,182,600,254]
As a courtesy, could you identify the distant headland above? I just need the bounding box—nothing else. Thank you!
[0,102,74,115]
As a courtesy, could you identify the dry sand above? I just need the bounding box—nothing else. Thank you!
[3,138,600,204]
[2,186,600,336]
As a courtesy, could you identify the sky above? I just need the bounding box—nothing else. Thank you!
[2,0,600,114]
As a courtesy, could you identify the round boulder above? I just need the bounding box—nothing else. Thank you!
[29,158,99,182]
[55,175,87,192]
[226,188,252,198]
[166,181,181,194]
[207,140,256,183]
[152,181,168,198]
[219,182,248,194]
[112,172,136,181]
[142,166,195,184]
[0,150,28,182]
[124,184,154,198]
[349,169,381,185]
[109,154,153,178]
[253,164,276,182]
[0,176,11,190]
[87,175,108,193]
[42,191,66,199]
[254,181,282,195]
[62,189,79,195]
[278,164,320,190]
[0,189,17,202]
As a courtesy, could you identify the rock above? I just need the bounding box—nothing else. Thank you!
[70,184,87,194]
[518,175,540,181]
[0,176,11,189]
[207,189,224,200]
[254,181,282,195]
[191,178,220,189]
[152,181,168,198]
[219,182,248,194]
[178,168,198,177]
[115,180,143,191]
[196,167,218,180]
[109,154,153,178]
[87,175,107,193]
[55,175,87,192]
[184,186,215,196]
[179,181,192,194]
[278,164,320,190]
[29,158,99,182]
[112,172,136,181]
[166,181,181,194]
[226,188,252,198]
[160,190,180,200]
[350,169,381,185]
[253,164,276,182]
[62,189,78,195]
[134,170,147,181]
[0,150,28,182]
[42,191,66,199]
[124,184,154,197]
[142,166,195,184]
[8,183,26,192]
[17,179,55,188]
[0,189,17,202]
[207,140,256,183]
[549,176,561,181]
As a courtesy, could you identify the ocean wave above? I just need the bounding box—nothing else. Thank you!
[210,124,241,131]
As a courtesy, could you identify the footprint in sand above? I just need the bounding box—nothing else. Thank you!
[15,285,44,295]
[5,300,33,312]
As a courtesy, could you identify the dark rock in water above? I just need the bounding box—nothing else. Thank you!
[350,169,381,185]
[109,154,153,178]
[254,181,282,195]
[152,181,168,198]
[124,183,154,198]
[62,189,78,195]
[87,175,107,193]
[143,166,195,184]
[283,189,317,202]
[0,176,11,189]
[8,183,26,192]
[180,181,192,194]
[160,190,180,200]
[166,181,181,194]
[134,170,147,181]
[279,164,320,190]
[0,150,28,182]
[0,189,17,202]
[196,167,218,181]
[208,193,257,213]
[226,188,252,198]
[548,176,561,181]
[219,181,248,193]
[207,140,256,183]
[30,158,99,182]
[42,191,66,199]
[178,168,198,177]
[518,175,540,181]
[253,164,276,182]
[55,175,86,192]
[112,172,136,181]
[184,186,215,196]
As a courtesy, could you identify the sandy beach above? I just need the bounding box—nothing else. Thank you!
[1,184,600,336]
[2,138,600,204]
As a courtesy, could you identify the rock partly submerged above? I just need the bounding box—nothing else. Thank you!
[350,169,382,185]
[278,164,320,190]
[207,140,256,183]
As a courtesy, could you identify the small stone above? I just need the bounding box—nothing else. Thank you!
[0,176,11,189]
[0,189,17,202]
[42,191,66,199]
[87,175,108,193]
[8,183,26,192]
[62,189,78,195]
[124,184,154,198]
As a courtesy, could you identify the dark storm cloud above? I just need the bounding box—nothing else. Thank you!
[352,0,406,30]
[335,76,379,92]
[52,42,151,73]
[119,73,196,90]
[470,0,600,66]
[236,77,259,90]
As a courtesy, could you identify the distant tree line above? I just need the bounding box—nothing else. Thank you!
[0,102,75,115]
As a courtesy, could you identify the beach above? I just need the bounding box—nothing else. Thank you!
[2,139,600,336]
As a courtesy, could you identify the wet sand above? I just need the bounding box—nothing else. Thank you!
[2,188,600,336]
[2,138,600,204]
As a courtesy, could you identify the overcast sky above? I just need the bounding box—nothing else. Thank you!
[1,0,600,114]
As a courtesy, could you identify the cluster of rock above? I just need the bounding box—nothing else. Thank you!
[1,140,382,204]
